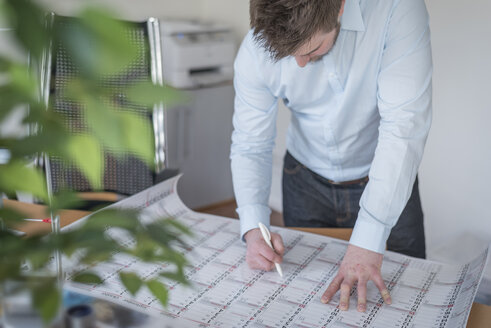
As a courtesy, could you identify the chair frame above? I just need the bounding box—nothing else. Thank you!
[38,13,167,198]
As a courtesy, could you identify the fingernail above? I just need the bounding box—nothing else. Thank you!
[339,303,348,310]
[357,303,366,312]
[381,290,392,304]
[321,297,329,304]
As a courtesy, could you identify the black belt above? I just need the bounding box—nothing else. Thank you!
[325,176,369,186]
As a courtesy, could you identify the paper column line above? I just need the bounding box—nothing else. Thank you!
[360,259,410,328]
[243,238,326,327]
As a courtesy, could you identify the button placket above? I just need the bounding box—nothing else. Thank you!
[324,54,344,94]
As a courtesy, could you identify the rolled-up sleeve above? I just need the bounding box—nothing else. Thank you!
[231,32,279,241]
[350,0,433,253]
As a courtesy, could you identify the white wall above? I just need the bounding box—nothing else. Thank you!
[421,0,491,262]
[201,0,250,42]
[36,0,203,21]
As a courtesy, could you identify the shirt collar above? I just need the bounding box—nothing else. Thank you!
[340,0,365,32]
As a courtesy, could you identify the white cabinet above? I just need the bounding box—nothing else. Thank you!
[165,83,235,209]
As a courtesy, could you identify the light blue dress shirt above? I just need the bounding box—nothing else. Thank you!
[231,0,432,254]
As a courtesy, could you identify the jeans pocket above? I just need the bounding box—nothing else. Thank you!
[283,163,303,175]
[283,152,305,175]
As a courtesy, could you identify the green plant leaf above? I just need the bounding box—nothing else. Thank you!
[4,0,48,60]
[0,231,23,280]
[8,62,38,98]
[120,271,142,296]
[2,113,70,160]
[0,86,30,122]
[163,219,192,235]
[72,272,103,284]
[65,134,103,189]
[119,111,154,164]
[146,279,168,307]
[126,82,187,108]
[144,223,190,258]
[60,7,138,76]
[26,248,52,270]
[0,55,11,72]
[160,270,189,286]
[60,229,121,262]
[156,248,189,267]
[79,249,114,264]
[0,262,21,281]
[31,281,61,324]
[82,208,139,231]
[62,228,107,247]
[83,97,126,151]
[0,1,190,313]
[0,230,26,254]
[131,234,160,261]
[144,220,192,252]
[0,161,48,201]
[49,190,85,214]
[0,207,26,225]
[1,135,48,160]
[62,79,125,150]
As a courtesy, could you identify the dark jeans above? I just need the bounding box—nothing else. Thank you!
[282,151,426,258]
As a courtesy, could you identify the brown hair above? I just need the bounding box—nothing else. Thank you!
[250,0,343,60]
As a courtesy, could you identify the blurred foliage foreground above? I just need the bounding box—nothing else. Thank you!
[0,0,190,323]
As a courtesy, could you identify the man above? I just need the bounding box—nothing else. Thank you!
[231,0,432,313]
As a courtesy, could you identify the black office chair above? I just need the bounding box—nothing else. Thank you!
[38,13,172,205]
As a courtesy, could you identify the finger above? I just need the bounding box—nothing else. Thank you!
[246,245,274,271]
[356,277,368,312]
[258,243,282,264]
[252,254,275,271]
[339,275,356,311]
[270,234,285,258]
[372,274,391,304]
[321,275,343,304]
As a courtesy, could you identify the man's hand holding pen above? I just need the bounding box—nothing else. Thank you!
[244,227,285,273]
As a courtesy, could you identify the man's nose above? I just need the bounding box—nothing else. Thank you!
[295,55,309,67]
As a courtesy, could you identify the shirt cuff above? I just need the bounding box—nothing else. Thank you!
[237,204,271,243]
[349,214,392,254]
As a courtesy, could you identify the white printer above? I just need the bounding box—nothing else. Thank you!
[160,20,236,89]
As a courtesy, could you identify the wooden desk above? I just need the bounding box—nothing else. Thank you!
[3,199,90,236]
[292,227,353,241]
[291,227,491,328]
[3,202,489,327]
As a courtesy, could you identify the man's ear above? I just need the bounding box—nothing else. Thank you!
[339,0,346,18]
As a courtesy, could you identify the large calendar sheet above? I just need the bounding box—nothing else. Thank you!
[63,176,489,328]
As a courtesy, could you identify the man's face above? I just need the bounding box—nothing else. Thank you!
[293,23,341,68]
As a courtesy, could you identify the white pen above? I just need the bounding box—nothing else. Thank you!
[258,222,283,277]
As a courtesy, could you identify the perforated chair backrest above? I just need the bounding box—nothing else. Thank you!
[41,14,165,196]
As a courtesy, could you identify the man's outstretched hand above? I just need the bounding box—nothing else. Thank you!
[244,228,284,271]
[321,244,392,312]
